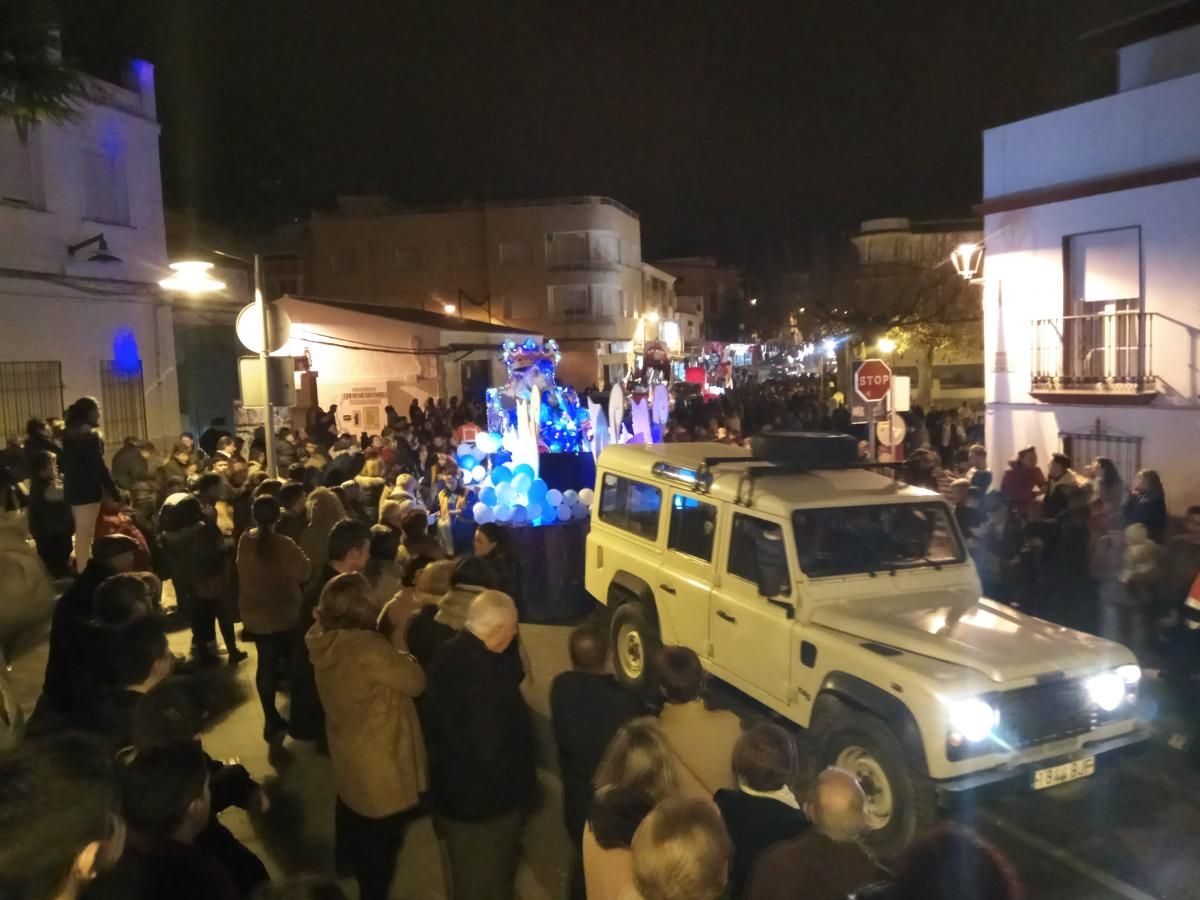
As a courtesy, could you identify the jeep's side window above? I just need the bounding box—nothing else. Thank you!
[599,473,662,541]
[727,514,791,596]
[667,494,717,562]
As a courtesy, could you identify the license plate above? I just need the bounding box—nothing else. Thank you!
[1031,756,1095,790]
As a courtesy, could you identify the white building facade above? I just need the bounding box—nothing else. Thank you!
[0,60,180,447]
[981,8,1200,506]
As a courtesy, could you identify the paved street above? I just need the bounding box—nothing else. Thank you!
[8,600,1200,900]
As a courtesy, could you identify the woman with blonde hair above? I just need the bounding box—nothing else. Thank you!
[583,717,681,900]
[300,487,346,587]
[307,572,426,900]
[353,455,387,516]
[630,797,732,900]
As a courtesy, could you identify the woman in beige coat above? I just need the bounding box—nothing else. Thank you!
[306,572,427,900]
[236,496,311,742]
[583,717,683,900]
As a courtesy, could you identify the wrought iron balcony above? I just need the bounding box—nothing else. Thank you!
[1030,310,1158,403]
[547,259,622,273]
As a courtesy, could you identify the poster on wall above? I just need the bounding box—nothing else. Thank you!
[338,383,388,433]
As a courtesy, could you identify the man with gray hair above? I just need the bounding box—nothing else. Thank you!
[422,590,534,900]
[743,767,885,900]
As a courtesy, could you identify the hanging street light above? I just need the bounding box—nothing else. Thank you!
[951,242,984,281]
[159,260,226,294]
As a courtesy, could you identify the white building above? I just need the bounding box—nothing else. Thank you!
[273,295,539,431]
[0,58,180,446]
[981,2,1200,505]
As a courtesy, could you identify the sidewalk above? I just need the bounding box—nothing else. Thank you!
[6,600,576,900]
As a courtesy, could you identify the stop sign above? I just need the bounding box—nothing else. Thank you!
[855,358,892,402]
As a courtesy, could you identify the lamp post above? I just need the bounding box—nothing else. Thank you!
[877,337,897,456]
[160,251,280,477]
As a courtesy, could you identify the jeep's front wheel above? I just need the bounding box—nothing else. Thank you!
[610,602,660,693]
[820,710,937,860]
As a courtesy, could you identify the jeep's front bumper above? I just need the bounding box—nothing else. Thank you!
[933,726,1151,799]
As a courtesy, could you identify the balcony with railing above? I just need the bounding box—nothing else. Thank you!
[1029,310,1159,404]
[547,259,622,274]
[560,308,616,325]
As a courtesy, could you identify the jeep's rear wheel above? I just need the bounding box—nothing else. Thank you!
[611,602,660,693]
[819,709,937,860]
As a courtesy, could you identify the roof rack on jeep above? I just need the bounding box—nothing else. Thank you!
[701,433,904,507]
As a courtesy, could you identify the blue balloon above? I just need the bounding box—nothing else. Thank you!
[490,466,513,485]
[480,486,497,506]
[457,454,476,471]
[528,479,548,505]
[513,463,536,481]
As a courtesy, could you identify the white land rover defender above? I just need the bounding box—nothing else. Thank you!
[585,433,1147,855]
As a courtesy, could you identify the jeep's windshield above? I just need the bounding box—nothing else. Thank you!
[791,502,964,578]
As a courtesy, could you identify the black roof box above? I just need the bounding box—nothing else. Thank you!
[747,432,859,468]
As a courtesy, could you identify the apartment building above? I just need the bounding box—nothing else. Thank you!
[980,1,1200,504]
[0,56,180,447]
[302,194,650,388]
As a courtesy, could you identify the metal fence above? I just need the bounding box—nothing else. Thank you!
[1031,310,1155,390]
[1060,420,1143,487]
[99,361,147,442]
[0,361,64,440]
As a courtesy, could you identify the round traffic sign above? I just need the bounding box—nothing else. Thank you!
[877,412,907,447]
[855,358,892,403]
[236,302,292,354]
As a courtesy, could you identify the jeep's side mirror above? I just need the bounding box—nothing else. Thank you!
[754,529,791,598]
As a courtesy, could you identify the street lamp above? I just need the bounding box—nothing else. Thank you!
[951,242,984,281]
[749,297,758,307]
[159,250,280,477]
[877,337,897,353]
[443,303,457,315]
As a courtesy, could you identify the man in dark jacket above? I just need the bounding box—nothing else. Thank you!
[32,535,140,725]
[423,591,534,900]
[550,625,643,845]
[743,768,883,900]
[198,419,231,458]
[322,439,363,487]
[85,742,241,900]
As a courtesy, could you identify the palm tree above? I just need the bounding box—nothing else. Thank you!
[0,0,89,138]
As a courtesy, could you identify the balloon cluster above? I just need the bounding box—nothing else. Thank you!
[457,440,595,527]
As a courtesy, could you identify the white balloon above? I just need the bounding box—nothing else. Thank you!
[471,464,486,482]
[475,432,498,454]
[564,489,580,506]
[556,503,572,522]
[511,505,528,525]
[545,489,563,508]
[501,431,520,452]
[496,482,514,503]
[578,488,595,507]
[573,503,590,520]
[475,507,494,524]
[495,504,512,522]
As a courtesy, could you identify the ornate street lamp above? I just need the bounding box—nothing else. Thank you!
[951,242,984,281]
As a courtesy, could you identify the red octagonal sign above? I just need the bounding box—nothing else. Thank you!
[855,358,892,402]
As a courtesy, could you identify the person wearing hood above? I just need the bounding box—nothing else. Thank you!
[307,572,426,900]
[299,488,347,588]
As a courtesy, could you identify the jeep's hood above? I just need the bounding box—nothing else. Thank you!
[810,589,1129,683]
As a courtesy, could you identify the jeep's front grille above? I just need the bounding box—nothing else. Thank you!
[993,679,1096,750]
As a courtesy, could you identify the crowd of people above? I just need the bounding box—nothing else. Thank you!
[0,377,1192,900]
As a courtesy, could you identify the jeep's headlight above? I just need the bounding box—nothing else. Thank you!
[1116,664,1141,686]
[948,698,999,743]
[1086,672,1126,712]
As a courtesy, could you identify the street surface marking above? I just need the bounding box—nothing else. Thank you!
[977,810,1159,900]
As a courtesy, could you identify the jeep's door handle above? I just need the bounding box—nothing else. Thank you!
[659,583,677,595]
[716,610,737,624]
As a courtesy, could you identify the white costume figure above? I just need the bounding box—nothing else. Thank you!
[608,384,625,446]
[630,394,653,444]
[651,384,669,430]
[512,372,542,476]
[588,397,610,458]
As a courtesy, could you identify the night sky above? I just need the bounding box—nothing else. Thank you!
[59,0,1163,264]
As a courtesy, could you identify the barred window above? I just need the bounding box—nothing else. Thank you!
[99,360,147,441]
[0,361,63,440]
